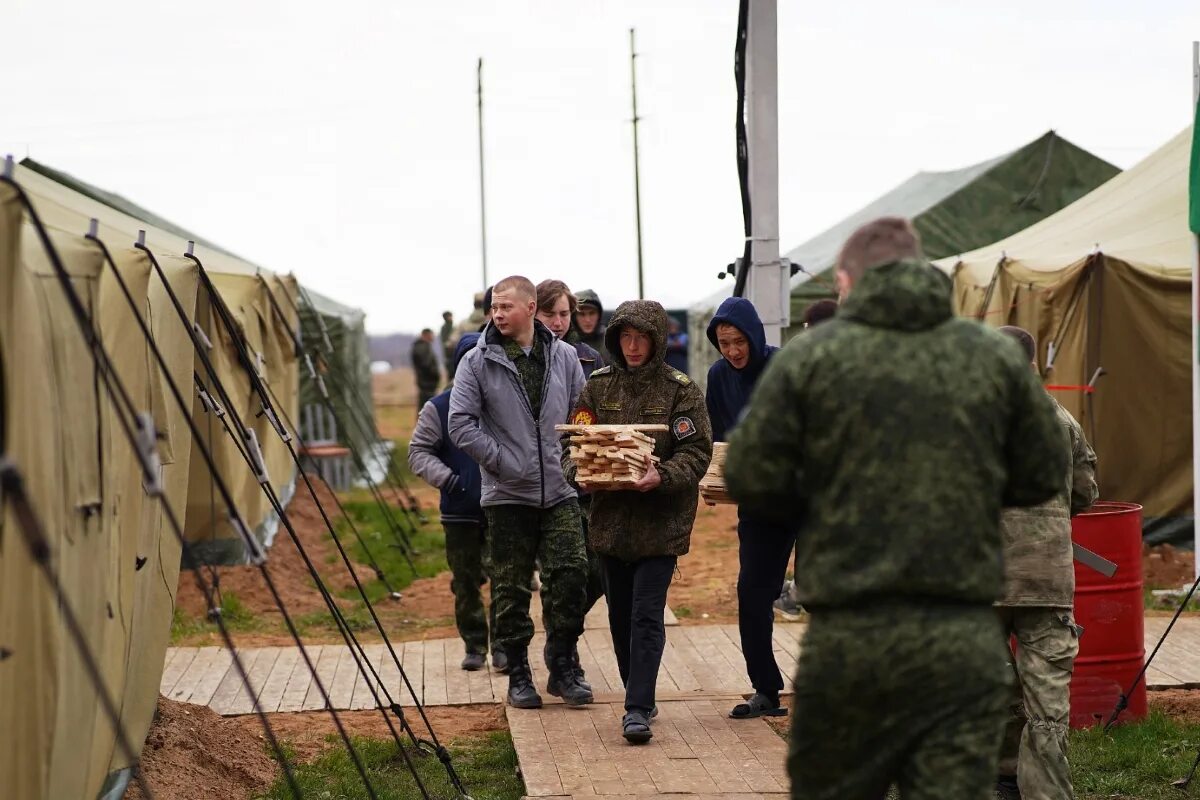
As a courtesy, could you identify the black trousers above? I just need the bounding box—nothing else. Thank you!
[600,553,676,713]
[737,514,797,694]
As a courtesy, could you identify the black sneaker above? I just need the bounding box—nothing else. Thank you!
[546,652,594,706]
[622,710,652,744]
[461,652,485,671]
[505,651,543,709]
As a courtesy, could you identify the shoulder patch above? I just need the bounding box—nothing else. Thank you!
[671,415,698,441]
[570,405,597,426]
[668,369,691,385]
[589,365,614,378]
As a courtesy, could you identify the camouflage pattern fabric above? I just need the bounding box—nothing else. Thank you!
[998,400,1098,607]
[724,259,1067,609]
[503,335,546,420]
[541,514,606,628]
[996,607,1079,800]
[443,521,497,655]
[562,299,713,562]
[789,605,1012,800]
[412,337,441,393]
[485,499,587,655]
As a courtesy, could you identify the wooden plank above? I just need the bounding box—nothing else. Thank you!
[528,632,552,695]
[168,647,221,703]
[159,647,198,696]
[506,707,563,796]
[658,635,703,693]
[375,641,405,708]
[208,649,263,714]
[682,626,745,694]
[575,631,615,694]
[278,647,317,713]
[328,645,361,710]
[583,629,625,695]
[443,638,474,705]
[225,647,282,716]
[258,647,301,713]
[302,646,339,711]
[667,627,725,693]
[400,639,424,706]
[465,645,498,704]
[351,645,387,710]
[423,638,449,706]
[189,648,235,707]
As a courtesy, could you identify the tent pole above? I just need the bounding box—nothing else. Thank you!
[1191,40,1199,578]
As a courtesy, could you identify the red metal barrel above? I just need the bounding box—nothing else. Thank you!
[1069,501,1146,728]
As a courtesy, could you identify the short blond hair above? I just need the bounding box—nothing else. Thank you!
[492,275,536,301]
[836,217,924,281]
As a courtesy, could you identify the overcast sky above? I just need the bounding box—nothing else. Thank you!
[5,1,1198,333]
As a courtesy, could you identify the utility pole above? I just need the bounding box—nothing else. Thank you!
[743,0,787,345]
[477,57,489,293]
[630,28,645,299]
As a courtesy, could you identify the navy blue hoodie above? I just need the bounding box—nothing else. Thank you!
[705,297,778,443]
[426,333,484,522]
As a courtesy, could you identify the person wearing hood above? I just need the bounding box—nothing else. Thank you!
[409,333,506,673]
[723,217,1067,799]
[563,300,712,744]
[449,276,592,710]
[572,289,609,362]
[705,296,797,720]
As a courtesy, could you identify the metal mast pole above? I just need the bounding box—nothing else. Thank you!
[744,0,787,345]
[1191,40,1199,577]
[477,57,489,293]
[630,28,646,299]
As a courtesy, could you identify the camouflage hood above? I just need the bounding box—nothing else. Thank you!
[604,300,668,372]
[839,259,954,333]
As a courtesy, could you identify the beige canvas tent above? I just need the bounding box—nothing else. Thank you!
[938,126,1194,535]
[0,160,301,798]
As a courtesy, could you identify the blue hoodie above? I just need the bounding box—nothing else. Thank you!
[705,297,777,443]
[417,333,484,522]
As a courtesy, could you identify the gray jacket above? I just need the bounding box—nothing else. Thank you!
[449,321,585,508]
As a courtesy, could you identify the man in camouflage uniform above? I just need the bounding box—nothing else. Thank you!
[994,326,1098,800]
[411,328,442,408]
[563,299,712,743]
[449,275,592,708]
[723,217,1068,800]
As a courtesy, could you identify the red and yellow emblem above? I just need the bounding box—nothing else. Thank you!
[571,407,597,426]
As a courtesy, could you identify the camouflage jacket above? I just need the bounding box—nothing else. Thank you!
[724,259,1068,609]
[998,399,1098,607]
[562,300,713,561]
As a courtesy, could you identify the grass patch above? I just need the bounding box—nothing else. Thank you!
[172,592,262,640]
[1145,586,1200,612]
[1073,712,1200,798]
[674,605,693,619]
[333,498,449,606]
[262,731,523,800]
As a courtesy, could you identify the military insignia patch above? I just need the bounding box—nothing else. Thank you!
[672,416,697,440]
[571,406,597,426]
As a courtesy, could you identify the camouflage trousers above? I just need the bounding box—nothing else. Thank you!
[443,521,498,656]
[541,511,605,626]
[484,499,587,655]
[995,606,1079,800]
[788,604,1012,800]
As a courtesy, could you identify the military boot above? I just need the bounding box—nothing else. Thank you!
[547,649,594,706]
[505,650,542,709]
[544,641,591,693]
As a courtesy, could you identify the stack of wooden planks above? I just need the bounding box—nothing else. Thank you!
[556,424,665,487]
[700,441,732,505]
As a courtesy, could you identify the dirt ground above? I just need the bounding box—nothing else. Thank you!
[669,501,743,624]
[127,696,507,800]
[372,366,418,410]
[1144,543,1195,589]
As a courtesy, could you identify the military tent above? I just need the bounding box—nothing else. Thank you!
[0,157,365,798]
[937,126,1195,542]
[687,132,1120,390]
